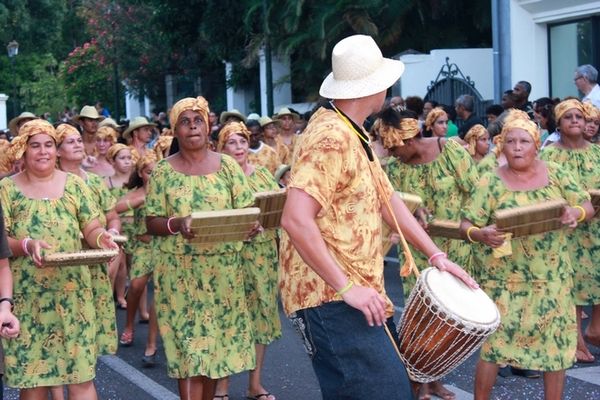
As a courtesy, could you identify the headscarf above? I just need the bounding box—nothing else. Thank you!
[217,122,250,152]
[424,107,447,131]
[554,98,584,122]
[169,96,210,129]
[463,124,488,156]
[96,126,119,143]
[582,101,600,121]
[10,120,57,162]
[154,134,174,160]
[106,143,130,162]
[136,150,157,172]
[377,117,420,149]
[492,109,532,155]
[0,139,13,173]
[498,110,541,150]
[55,124,81,146]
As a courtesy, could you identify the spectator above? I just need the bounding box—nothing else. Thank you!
[485,104,504,125]
[574,64,600,108]
[512,81,534,119]
[501,90,516,110]
[455,94,484,139]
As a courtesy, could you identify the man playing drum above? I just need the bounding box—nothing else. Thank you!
[279,34,478,400]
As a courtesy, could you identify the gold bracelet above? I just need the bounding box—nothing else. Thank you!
[574,205,586,223]
[336,281,354,297]
[96,231,105,248]
[466,226,480,243]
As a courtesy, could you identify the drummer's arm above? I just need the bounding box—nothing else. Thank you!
[105,209,121,234]
[281,188,387,327]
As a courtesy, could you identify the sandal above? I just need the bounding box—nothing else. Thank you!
[246,394,275,400]
[119,330,134,346]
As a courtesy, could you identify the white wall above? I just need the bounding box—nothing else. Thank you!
[259,49,292,116]
[225,62,255,115]
[0,94,7,130]
[125,90,152,120]
[398,48,494,101]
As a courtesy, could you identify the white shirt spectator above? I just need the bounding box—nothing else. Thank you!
[583,84,600,109]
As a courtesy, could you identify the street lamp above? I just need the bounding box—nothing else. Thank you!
[6,40,19,117]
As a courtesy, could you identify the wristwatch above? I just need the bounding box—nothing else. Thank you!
[0,297,14,310]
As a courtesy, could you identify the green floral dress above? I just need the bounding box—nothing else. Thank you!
[108,182,135,255]
[0,173,100,387]
[145,154,256,379]
[84,172,118,355]
[477,153,498,175]
[462,162,589,371]
[245,166,282,345]
[540,144,600,305]
[386,139,478,291]
[130,203,156,279]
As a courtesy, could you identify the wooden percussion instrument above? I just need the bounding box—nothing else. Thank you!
[254,189,287,230]
[42,248,120,267]
[398,267,500,382]
[189,207,260,244]
[494,199,567,238]
[427,219,462,240]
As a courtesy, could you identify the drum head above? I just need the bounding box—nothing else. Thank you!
[422,267,499,326]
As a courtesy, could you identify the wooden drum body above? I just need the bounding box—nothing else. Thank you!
[397,268,500,383]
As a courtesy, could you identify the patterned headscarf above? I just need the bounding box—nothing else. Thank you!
[154,134,174,160]
[217,122,250,152]
[378,118,420,149]
[106,143,130,162]
[169,96,210,129]
[0,139,13,173]
[136,150,157,172]
[55,124,81,146]
[554,98,584,122]
[96,126,119,143]
[464,124,488,156]
[424,107,447,131]
[10,119,57,162]
[499,110,541,150]
[582,101,600,121]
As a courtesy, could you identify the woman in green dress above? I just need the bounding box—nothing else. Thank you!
[460,113,594,400]
[540,98,600,363]
[145,97,258,400]
[214,122,281,400]
[463,124,490,163]
[378,107,478,400]
[0,119,118,400]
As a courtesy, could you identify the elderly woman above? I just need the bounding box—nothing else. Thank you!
[539,99,600,364]
[582,102,600,143]
[0,120,117,399]
[56,123,121,357]
[464,124,490,163]
[379,108,478,400]
[213,122,281,400]
[423,107,448,138]
[145,97,257,400]
[461,112,594,399]
[88,125,119,177]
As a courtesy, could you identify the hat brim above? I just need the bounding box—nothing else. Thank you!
[220,112,247,125]
[319,58,405,100]
[73,115,105,124]
[260,120,281,128]
[273,113,299,122]
[8,116,37,134]
[123,123,157,140]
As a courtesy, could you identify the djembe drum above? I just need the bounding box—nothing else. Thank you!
[397,267,500,383]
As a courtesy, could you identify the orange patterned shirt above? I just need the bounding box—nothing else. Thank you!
[248,142,280,175]
[279,107,395,316]
[275,135,293,165]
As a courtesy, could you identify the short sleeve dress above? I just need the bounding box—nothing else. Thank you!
[107,179,135,255]
[540,144,600,305]
[461,162,588,371]
[0,173,101,387]
[84,172,118,355]
[244,166,282,345]
[145,154,256,379]
[386,139,479,288]
[129,198,157,280]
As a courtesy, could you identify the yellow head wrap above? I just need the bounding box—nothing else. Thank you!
[378,118,420,150]
[424,107,447,131]
[10,120,57,162]
[0,139,13,173]
[55,124,81,146]
[554,99,584,122]
[96,126,119,143]
[136,150,157,172]
[217,122,250,152]
[106,143,130,162]
[464,124,488,156]
[582,102,600,121]
[169,96,210,129]
[499,112,541,150]
[154,134,174,160]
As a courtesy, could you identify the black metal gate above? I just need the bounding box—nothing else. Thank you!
[424,57,492,127]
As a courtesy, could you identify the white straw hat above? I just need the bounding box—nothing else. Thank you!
[319,35,405,100]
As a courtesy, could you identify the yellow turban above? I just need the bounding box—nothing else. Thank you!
[55,124,81,146]
[136,150,157,171]
[499,113,540,150]
[554,99,584,122]
[378,118,420,149]
[154,134,174,160]
[424,107,447,131]
[217,122,250,152]
[169,96,210,129]
[0,139,13,173]
[96,126,118,143]
[106,143,130,162]
[582,102,600,121]
[10,120,57,162]
[464,124,488,156]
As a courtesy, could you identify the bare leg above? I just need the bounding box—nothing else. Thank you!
[576,305,595,361]
[543,370,565,400]
[179,376,216,400]
[584,304,600,345]
[139,285,150,320]
[248,343,274,398]
[66,380,98,400]
[49,386,65,400]
[123,275,150,337]
[115,253,130,308]
[19,387,48,400]
[427,380,455,400]
[214,377,229,399]
[145,300,158,356]
[474,359,499,400]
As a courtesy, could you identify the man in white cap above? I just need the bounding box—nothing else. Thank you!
[279,34,477,399]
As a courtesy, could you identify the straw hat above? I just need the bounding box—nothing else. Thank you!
[8,112,38,135]
[258,116,281,128]
[99,117,122,129]
[247,113,261,121]
[274,164,291,182]
[274,107,299,121]
[319,35,405,100]
[73,105,104,123]
[219,109,246,125]
[123,116,157,140]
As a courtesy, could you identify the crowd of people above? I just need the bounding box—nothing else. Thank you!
[0,32,598,400]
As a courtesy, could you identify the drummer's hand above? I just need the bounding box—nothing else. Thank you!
[28,239,52,268]
[431,256,479,289]
[561,207,578,228]
[415,208,430,230]
[98,231,119,250]
[177,216,195,240]
[341,285,388,327]
[478,225,505,248]
[246,222,264,240]
[0,309,19,339]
